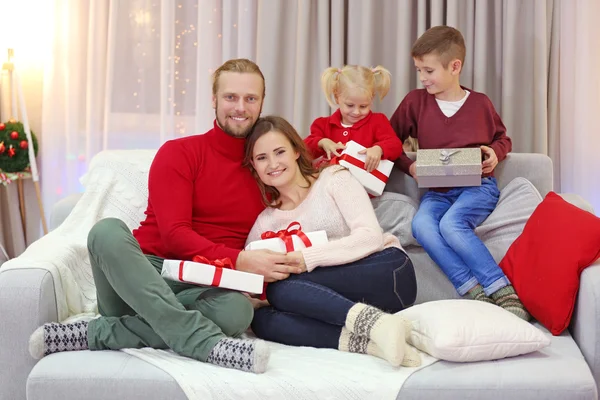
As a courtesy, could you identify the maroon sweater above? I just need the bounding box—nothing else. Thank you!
[306,109,403,161]
[133,121,265,264]
[390,88,512,176]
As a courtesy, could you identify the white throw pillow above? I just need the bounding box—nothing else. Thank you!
[398,299,551,362]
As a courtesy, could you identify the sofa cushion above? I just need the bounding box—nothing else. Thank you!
[398,299,550,362]
[27,333,598,400]
[27,350,187,400]
[500,191,600,335]
[372,192,419,247]
[402,326,597,400]
[475,177,543,262]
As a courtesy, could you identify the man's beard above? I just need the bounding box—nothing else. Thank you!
[215,101,262,138]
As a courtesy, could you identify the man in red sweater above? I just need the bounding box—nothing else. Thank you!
[29,59,301,374]
[390,26,529,321]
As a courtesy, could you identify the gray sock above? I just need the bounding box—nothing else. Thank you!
[464,284,495,304]
[206,337,270,374]
[29,321,89,359]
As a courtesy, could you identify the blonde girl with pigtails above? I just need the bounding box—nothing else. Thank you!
[305,65,403,172]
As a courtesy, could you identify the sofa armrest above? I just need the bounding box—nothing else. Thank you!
[0,268,58,400]
[571,260,600,389]
[494,153,554,197]
[559,193,595,215]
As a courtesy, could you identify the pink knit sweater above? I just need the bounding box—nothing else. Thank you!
[245,166,404,272]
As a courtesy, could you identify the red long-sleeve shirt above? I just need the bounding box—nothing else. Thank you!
[305,109,403,160]
[133,121,265,264]
[390,88,512,176]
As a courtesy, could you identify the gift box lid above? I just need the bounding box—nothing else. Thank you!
[416,148,482,176]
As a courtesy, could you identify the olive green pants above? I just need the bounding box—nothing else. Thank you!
[86,218,253,361]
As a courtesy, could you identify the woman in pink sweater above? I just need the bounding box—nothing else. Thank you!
[244,116,419,367]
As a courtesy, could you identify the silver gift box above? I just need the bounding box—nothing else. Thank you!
[416,148,482,188]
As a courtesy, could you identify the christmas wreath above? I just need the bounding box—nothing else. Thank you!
[0,120,39,172]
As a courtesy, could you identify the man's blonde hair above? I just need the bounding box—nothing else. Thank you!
[212,59,265,97]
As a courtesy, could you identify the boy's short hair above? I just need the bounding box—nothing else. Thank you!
[411,26,466,68]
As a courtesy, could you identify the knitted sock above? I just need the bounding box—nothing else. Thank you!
[491,285,531,321]
[339,327,421,367]
[344,303,407,367]
[464,284,495,304]
[206,337,270,374]
[29,321,89,359]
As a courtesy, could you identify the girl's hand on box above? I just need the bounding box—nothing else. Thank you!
[319,138,346,159]
[358,145,382,172]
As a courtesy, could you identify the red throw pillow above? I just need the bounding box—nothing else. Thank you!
[499,192,600,335]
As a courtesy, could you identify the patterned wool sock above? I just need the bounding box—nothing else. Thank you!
[344,303,408,367]
[464,284,495,304]
[206,337,270,374]
[339,327,421,367]
[29,321,89,359]
[491,285,531,321]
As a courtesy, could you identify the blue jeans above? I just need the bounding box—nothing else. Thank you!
[251,247,416,349]
[412,177,509,296]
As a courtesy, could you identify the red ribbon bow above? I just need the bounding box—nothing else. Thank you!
[179,256,234,287]
[260,221,312,252]
[330,154,389,183]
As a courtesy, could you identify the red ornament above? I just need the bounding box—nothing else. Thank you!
[10,131,19,140]
[8,145,16,157]
[0,123,5,130]
[0,141,5,154]
[20,140,28,149]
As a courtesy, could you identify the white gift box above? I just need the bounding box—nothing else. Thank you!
[416,148,482,188]
[161,259,264,294]
[337,140,393,196]
[245,229,328,253]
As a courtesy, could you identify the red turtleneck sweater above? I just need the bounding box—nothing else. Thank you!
[133,121,265,264]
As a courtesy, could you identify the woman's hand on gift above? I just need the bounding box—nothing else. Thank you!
[359,145,382,172]
[236,249,302,282]
[319,138,346,159]
[287,251,307,273]
[480,145,498,174]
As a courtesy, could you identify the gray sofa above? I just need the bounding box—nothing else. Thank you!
[1,152,599,400]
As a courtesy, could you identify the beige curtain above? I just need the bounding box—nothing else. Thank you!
[4,0,595,263]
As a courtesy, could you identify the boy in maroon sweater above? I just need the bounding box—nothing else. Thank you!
[390,26,529,320]
[29,59,302,373]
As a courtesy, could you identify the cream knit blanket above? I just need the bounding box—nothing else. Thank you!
[3,150,437,400]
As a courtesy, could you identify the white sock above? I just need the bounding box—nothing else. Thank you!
[345,303,408,367]
[339,327,421,367]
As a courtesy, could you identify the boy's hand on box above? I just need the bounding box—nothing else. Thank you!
[319,138,346,159]
[409,162,418,182]
[287,251,307,273]
[480,145,498,174]
[358,145,383,172]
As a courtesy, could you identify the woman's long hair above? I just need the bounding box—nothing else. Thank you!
[244,116,320,208]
